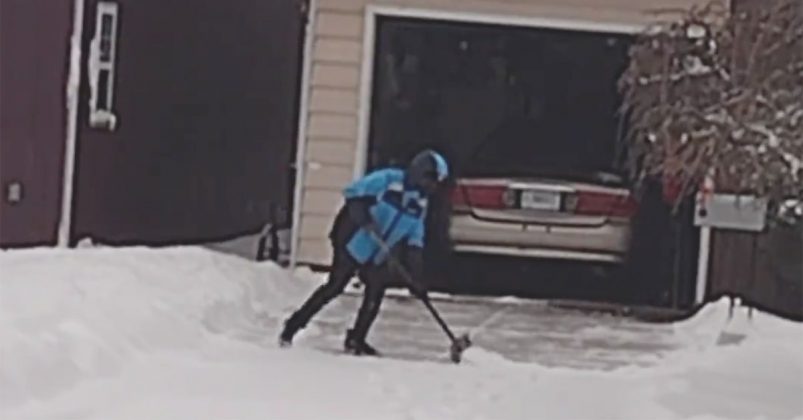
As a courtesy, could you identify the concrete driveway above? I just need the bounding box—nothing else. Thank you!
[289,292,685,371]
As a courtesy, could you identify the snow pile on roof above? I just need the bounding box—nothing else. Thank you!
[1,246,801,420]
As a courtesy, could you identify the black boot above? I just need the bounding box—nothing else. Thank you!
[278,320,300,347]
[344,269,386,356]
[343,329,380,356]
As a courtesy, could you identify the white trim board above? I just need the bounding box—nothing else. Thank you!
[694,176,716,305]
[695,226,711,305]
[290,0,318,268]
[57,0,87,247]
[353,5,378,178]
[370,5,645,34]
[353,4,644,178]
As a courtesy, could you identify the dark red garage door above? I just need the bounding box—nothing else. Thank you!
[0,0,72,247]
[72,0,304,245]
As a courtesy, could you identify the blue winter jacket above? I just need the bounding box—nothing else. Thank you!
[343,168,428,265]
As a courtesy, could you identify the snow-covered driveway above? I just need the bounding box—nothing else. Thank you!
[293,292,682,370]
[2,247,801,420]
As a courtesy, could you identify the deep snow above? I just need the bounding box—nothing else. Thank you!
[1,246,802,420]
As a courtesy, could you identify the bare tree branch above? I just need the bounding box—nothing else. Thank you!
[619,0,803,219]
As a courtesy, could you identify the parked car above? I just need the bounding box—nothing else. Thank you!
[449,172,638,263]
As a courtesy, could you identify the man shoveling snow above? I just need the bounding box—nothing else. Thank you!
[280,150,451,356]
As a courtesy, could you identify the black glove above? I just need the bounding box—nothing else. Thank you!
[345,197,381,236]
[402,247,428,300]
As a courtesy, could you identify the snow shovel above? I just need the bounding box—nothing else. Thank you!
[367,231,472,363]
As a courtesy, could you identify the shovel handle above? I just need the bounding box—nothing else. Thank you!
[419,295,458,342]
[366,230,459,343]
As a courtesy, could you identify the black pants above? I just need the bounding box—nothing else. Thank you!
[285,246,389,342]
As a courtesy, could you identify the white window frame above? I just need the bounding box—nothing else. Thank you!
[88,1,120,130]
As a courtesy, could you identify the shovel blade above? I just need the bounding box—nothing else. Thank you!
[449,333,472,364]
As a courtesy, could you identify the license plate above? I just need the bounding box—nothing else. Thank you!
[520,190,561,211]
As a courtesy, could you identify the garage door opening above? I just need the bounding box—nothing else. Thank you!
[366,17,633,182]
[361,14,700,308]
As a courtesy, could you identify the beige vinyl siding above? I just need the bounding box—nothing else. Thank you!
[318,0,365,12]
[304,164,353,190]
[306,140,357,165]
[302,189,345,216]
[299,214,338,239]
[307,113,358,139]
[310,88,359,114]
[295,0,721,266]
[311,63,360,89]
[298,238,335,264]
[316,12,364,37]
[314,39,363,64]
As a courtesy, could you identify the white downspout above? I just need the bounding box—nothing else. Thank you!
[695,226,712,305]
[289,0,317,268]
[57,0,86,247]
[695,177,715,305]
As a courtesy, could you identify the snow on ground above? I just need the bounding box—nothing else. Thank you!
[1,246,802,420]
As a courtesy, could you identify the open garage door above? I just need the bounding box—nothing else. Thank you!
[367,17,632,181]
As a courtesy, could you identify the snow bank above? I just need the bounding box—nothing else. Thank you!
[673,296,803,350]
[661,298,803,420]
[2,247,802,420]
[0,246,315,409]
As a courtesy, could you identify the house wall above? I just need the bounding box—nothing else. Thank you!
[294,0,721,265]
[0,0,73,247]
